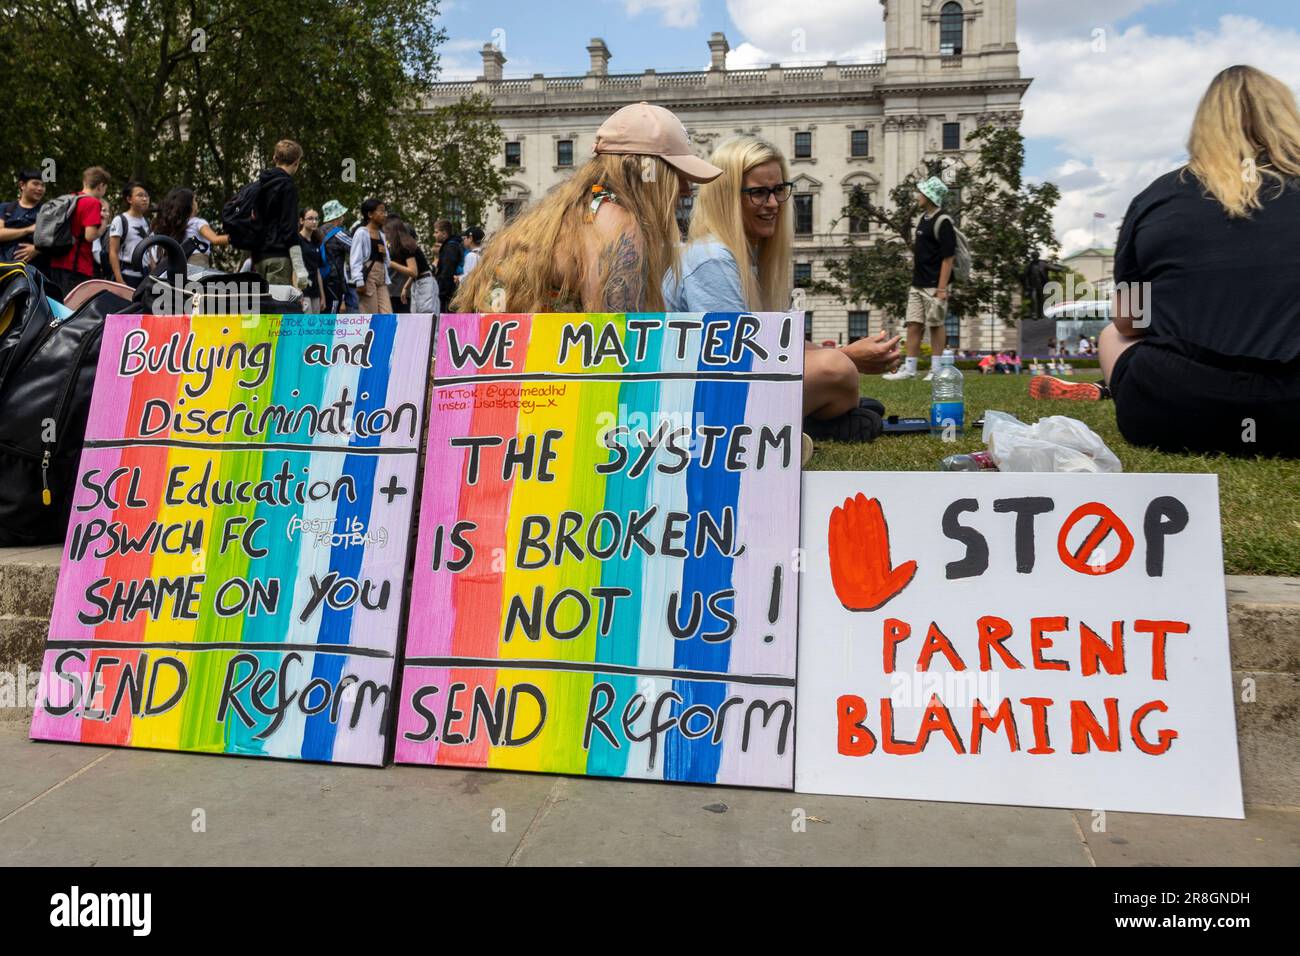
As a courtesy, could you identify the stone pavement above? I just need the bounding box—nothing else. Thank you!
[3,543,1298,865]
[0,723,1295,866]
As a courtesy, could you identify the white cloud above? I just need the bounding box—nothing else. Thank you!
[1022,15,1300,254]
[725,0,884,63]
[626,0,702,28]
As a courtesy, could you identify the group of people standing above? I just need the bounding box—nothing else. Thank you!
[0,138,483,318]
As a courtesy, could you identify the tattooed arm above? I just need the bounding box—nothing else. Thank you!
[599,232,644,311]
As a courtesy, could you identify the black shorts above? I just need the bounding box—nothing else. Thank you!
[1110,342,1300,457]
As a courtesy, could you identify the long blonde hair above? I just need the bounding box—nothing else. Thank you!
[454,153,682,312]
[688,136,793,311]
[1185,65,1300,218]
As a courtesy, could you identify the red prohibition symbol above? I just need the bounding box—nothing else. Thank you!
[1056,502,1135,575]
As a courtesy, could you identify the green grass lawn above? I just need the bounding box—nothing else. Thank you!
[806,370,1300,576]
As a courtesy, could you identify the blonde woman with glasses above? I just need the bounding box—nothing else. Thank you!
[1031,65,1300,457]
[663,135,900,443]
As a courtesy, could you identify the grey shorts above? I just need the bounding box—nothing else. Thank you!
[905,287,946,328]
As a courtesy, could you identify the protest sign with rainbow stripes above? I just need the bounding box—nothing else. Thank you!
[395,312,802,787]
[30,311,432,765]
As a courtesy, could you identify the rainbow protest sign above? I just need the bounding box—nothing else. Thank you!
[30,312,432,766]
[395,312,802,787]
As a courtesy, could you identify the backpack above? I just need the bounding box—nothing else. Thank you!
[0,263,129,545]
[95,213,127,276]
[933,213,972,282]
[319,226,346,281]
[33,193,85,254]
[220,179,265,251]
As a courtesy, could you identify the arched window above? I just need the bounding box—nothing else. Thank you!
[940,2,964,56]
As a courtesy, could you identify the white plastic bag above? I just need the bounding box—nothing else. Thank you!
[981,410,1122,473]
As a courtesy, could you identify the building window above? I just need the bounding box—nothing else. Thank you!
[503,200,522,223]
[794,131,813,159]
[848,186,869,234]
[850,129,869,158]
[804,312,814,342]
[794,262,812,288]
[794,194,813,234]
[940,2,964,56]
[943,122,962,151]
[848,310,870,343]
[945,309,960,348]
[505,142,521,167]
[556,140,573,167]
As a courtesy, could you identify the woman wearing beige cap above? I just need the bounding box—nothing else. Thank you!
[663,135,901,443]
[454,102,722,313]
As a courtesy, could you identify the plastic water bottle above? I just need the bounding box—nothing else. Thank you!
[940,451,998,471]
[930,352,965,437]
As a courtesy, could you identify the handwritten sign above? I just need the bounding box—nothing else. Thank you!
[395,312,802,787]
[30,312,433,766]
[795,472,1243,817]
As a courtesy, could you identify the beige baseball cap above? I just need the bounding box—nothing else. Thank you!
[593,102,723,183]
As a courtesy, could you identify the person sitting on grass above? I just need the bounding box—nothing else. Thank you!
[454,102,721,314]
[661,135,900,443]
[1030,65,1300,459]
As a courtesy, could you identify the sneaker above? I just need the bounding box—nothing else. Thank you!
[922,370,934,382]
[804,407,884,443]
[1029,375,1109,401]
[881,367,917,381]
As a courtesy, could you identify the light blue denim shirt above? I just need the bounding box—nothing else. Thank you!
[662,239,754,312]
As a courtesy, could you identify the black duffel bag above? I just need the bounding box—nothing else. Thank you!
[0,263,130,545]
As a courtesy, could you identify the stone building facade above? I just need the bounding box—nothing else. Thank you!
[420,0,1029,350]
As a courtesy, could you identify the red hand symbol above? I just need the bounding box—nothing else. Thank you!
[828,493,918,612]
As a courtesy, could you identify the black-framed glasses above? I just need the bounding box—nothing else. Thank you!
[741,182,794,205]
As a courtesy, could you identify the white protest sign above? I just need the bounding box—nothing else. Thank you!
[795,472,1243,819]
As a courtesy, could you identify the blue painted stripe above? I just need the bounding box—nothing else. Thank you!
[301,314,396,761]
[666,313,750,783]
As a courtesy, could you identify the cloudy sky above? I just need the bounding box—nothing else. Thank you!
[436,0,1300,255]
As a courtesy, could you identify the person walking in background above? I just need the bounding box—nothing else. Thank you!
[106,181,153,288]
[152,187,228,268]
[1032,64,1300,457]
[406,222,439,316]
[454,102,721,313]
[662,134,899,443]
[249,139,309,291]
[297,207,325,311]
[882,176,956,381]
[47,166,110,297]
[319,199,354,312]
[383,214,416,314]
[433,219,463,313]
[0,168,48,272]
[460,226,483,279]
[349,198,392,313]
[385,216,436,315]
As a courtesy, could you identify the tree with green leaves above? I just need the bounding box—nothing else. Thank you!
[0,0,504,243]
[818,126,1060,337]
